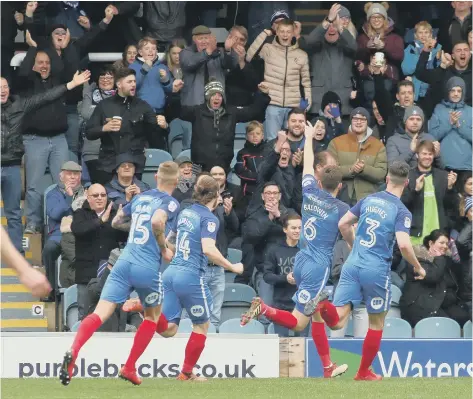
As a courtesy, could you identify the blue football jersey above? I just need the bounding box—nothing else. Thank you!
[169,203,219,275]
[299,174,350,265]
[120,189,180,269]
[347,191,412,272]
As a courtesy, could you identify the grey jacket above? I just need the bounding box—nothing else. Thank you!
[180,44,238,106]
[386,130,438,168]
[299,25,357,116]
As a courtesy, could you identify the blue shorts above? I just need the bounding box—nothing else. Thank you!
[292,253,331,314]
[332,263,391,314]
[162,267,213,325]
[100,259,163,308]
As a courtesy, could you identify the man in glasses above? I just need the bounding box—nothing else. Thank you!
[328,107,387,206]
[70,184,126,320]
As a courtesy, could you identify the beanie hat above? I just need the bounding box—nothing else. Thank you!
[270,10,290,25]
[204,79,225,103]
[403,105,425,123]
[350,107,370,124]
[321,91,342,113]
[338,5,351,19]
[366,3,388,20]
[465,197,473,215]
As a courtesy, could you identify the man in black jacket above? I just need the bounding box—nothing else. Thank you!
[1,71,90,250]
[71,184,126,320]
[263,213,305,337]
[86,68,167,185]
[401,140,458,245]
[179,78,270,172]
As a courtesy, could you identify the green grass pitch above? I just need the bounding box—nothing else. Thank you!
[2,378,471,399]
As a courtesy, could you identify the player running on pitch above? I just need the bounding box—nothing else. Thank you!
[151,175,243,381]
[304,160,426,381]
[241,122,349,378]
[59,161,180,386]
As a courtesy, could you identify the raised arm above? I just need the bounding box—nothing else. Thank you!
[303,121,315,176]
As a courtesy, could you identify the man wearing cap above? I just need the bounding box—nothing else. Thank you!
[179,25,238,107]
[328,107,387,205]
[297,3,357,118]
[42,161,86,300]
[386,105,441,169]
[105,155,150,207]
[172,156,197,203]
[179,78,270,172]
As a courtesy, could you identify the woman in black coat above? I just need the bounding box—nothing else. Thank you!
[400,229,470,327]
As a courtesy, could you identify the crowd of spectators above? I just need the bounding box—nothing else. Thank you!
[1,1,471,333]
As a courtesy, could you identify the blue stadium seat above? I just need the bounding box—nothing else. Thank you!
[43,184,57,224]
[63,284,78,330]
[391,285,402,305]
[219,318,265,334]
[178,318,217,334]
[220,283,256,323]
[233,138,246,153]
[168,118,187,158]
[463,320,472,338]
[225,272,236,284]
[235,122,249,138]
[227,248,242,263]
[175,149,191,161]
[384,317,412,338]
[141,172,156,188]
[414,317,461,339]
[144,148,173,169]
[71,320,81,332]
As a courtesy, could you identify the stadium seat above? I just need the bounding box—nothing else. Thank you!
[178,318,217,334]
[141,172,156,188]
[144,148,173,169]
[233,138,246,153]
[391,285,402,305]
[175,149,191,161]
[225,271,237,284]
[43,184,57,224]
[220,283,256,323]
[383,317,412,338]
[414,317,462,339]
[168,119,186,158]
[227,248,242,263]
[219,318,265,334]
[235,122,249,138]
[267,323,275,334]
[63,284,78,330]
[463,320,472,338]
[71,320,81,332]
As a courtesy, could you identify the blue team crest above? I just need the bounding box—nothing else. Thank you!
[168,201,177,212]
[404,217,411,229]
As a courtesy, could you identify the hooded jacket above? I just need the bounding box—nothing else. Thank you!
[328,127,387,202]
[262,240,299,311]
[429,77,472,171]
[105,176,150,206]
[1,84,69,166]
[143,1,186,43]
[386,129,436,168]
[129,57,173,112]
[246,32,312,108]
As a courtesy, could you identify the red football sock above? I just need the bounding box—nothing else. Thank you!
[155,313,168,334]
[263,304,298,330]
[182,332,206,374]
[311,321,332,368]
[358,329,383,374]
[125,319,157,369]
[71,313,102,356]
[319,300,339,328]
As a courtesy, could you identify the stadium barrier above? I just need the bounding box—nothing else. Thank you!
[2,332,280,379]
[306,339,473,378]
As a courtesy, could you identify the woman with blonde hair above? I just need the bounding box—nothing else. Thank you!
[356,2,404,81]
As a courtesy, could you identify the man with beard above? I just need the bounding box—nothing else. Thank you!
[401,140,458,245]
[386,105,441,168]
[86,68,165,185]
[296,3,357,119]
[328,107,387,205]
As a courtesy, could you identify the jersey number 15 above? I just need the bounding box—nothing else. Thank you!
[128,214,151,245]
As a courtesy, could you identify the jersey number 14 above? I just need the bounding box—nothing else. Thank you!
[177,231,190,260]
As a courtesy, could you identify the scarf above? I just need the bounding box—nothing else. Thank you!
[63,1,79,8]
[92,88,115,105]
[177,174,197,194]
[58,182,86,210]
[207,105,226,129]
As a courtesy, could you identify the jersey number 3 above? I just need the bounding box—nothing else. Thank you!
[129,214,151,245]
[360,218,380,248]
